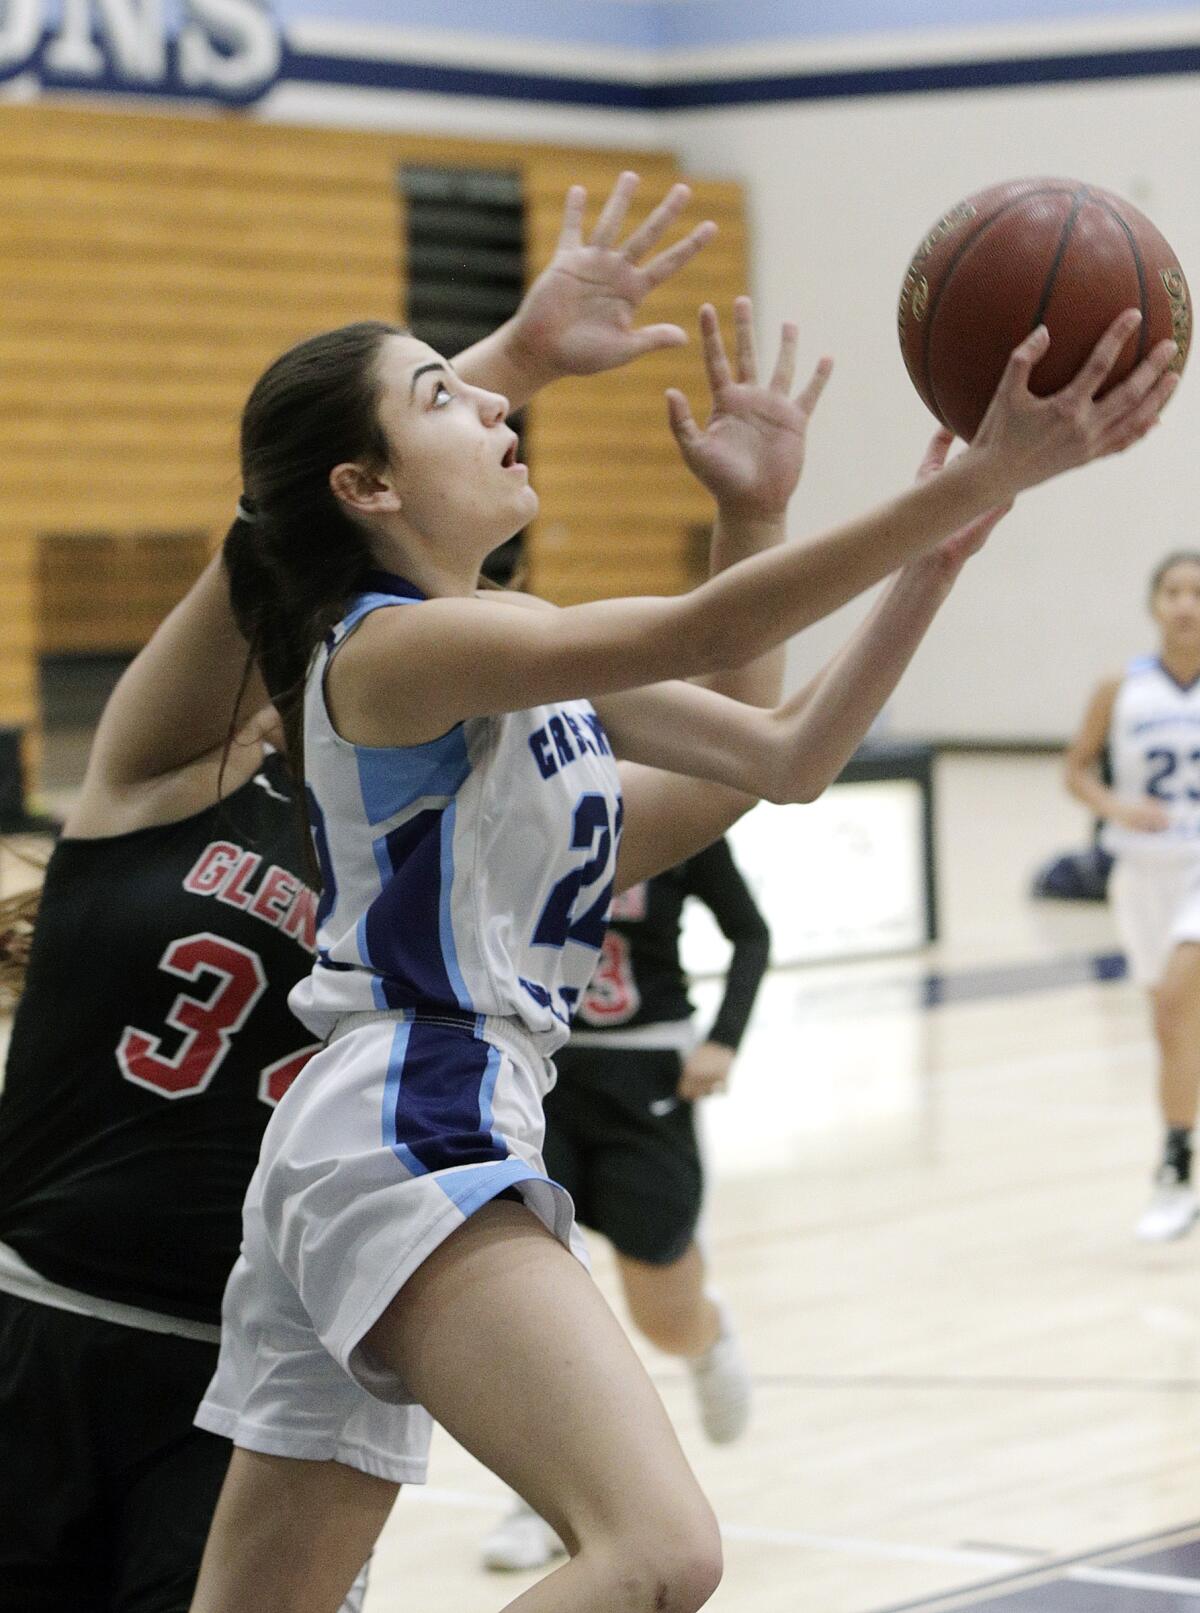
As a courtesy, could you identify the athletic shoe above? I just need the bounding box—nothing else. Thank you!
[1135,1168,1200,1242]
[686,1303,751,1443]
[480,1498,567,1573]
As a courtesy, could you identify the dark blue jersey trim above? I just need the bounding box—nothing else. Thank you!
[360,570,426,602]
[1156,658,1200,695]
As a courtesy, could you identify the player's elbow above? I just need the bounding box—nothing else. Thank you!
[1062,757,1089,799]
[780,775,825,806]
[764,749,824,806]
[761,716,823,804]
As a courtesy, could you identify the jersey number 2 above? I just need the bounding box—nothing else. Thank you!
[533,794,622,951]
[117,932,315,1105]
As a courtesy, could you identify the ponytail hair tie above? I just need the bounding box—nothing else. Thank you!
[236,495,260,525]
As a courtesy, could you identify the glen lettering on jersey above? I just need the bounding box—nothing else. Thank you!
[528,710,613,780]
[183,841,317,953]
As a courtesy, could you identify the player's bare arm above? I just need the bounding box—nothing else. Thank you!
[1066,676,1168,831]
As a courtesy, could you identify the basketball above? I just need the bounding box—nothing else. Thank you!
[897,178,1192,440]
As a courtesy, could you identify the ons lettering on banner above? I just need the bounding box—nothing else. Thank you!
[0,0,284,104]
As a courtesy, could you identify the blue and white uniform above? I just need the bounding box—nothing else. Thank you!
[199,572,623,1476]
[1104,655,1200,984]
[293,572,623,1047]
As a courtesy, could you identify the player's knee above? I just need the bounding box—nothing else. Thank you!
[618,1498,723,1610]
[660,1511,724,1610]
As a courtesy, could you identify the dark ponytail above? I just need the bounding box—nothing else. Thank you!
[223,321,405,875]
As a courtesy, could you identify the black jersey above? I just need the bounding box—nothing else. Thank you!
[0,751,317,1325]
[574,837,769,1048]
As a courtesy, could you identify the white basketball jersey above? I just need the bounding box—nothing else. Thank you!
[288,572,623,1054]
[1104,655,1200,861]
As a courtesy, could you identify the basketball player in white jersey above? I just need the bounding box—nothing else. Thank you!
[1066,553,1200,1241]
[185,234,1174,1611]
[0,169,729,1613]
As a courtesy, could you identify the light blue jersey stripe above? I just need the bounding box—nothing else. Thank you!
[381,1020,427,1176]
[355,726,471,829]
[365,846,391,1008]
[438,801,474,1012]
[476,1041,504,1153]
[432,1157,538,1213]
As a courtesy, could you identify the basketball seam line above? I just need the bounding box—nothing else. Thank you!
[1030,185,1088,331]
[1092,195,1151,364]
[919,184,1076,427]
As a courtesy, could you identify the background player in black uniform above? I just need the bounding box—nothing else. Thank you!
[482,837,768,1572]
[0,172,728,1613]
[0,637,328,1613]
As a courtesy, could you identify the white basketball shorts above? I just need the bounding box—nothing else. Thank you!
[197,1010,580,1481]
[1109,857,1200,987]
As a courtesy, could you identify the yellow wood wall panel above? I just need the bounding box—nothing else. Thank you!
[4,305,397,346]
[0,378,249,414]
[38,532,210,655]
[0,101,746,773]
[4,495,233,529]
[0,104,402,761]
[0,260,394,313]
[0,171,395,231]
[0,217,398,276]
[534,572,692,602]
[0,337,294,382]
[0,531,37,727]
[0,107,674,192]
[0,420,237,456]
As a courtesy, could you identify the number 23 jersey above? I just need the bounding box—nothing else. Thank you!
[290,572,623,1055]
[1104,655,1200,861]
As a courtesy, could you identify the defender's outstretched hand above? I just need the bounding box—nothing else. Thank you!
[507,171,717,381]
[666,298,833,521]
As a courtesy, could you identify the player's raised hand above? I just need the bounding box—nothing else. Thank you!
[666,298,833,521]
[911,427,1011,579]
[506,171,716,381]
[970,310,1180,498]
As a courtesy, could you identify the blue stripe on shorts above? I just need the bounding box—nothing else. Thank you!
[381,1019,512,1176]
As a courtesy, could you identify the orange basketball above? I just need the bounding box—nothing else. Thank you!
[897,178,1192,440]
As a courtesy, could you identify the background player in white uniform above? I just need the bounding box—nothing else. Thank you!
[1066,552,1200,1241]
[188,234,1175,1610]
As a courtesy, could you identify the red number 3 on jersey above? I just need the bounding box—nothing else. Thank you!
[578,929,640,1025]
[117,931,316,1106]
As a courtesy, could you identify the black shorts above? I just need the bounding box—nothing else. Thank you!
[543,1044,703,1265]
[0,1289,229,1613]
